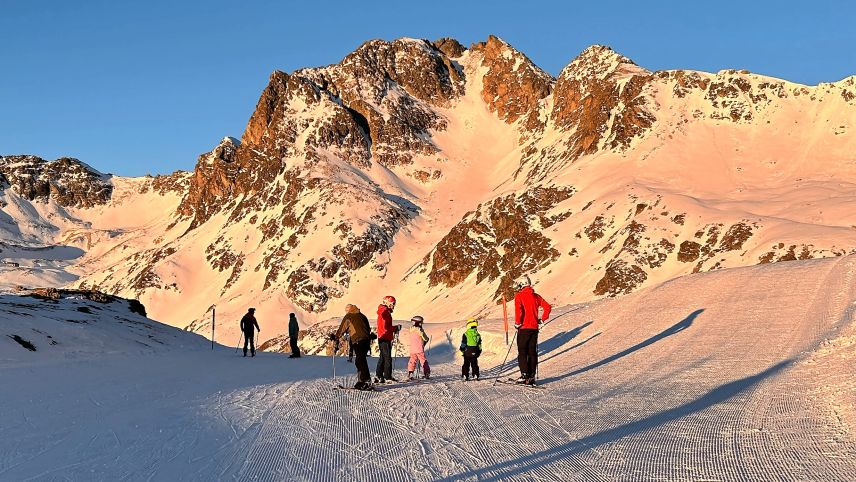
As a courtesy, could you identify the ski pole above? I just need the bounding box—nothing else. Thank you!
[235,332,243,354]
[493,329,518,386]
[331,339,337,386]
[391,330,398,378]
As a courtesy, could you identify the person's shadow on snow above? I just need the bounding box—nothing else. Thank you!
[540,308,703,384]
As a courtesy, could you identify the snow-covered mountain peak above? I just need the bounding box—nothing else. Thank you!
[468,35,554,134]
[560,44,646,82]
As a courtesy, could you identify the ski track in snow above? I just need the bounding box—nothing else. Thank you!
[2,257,856,480]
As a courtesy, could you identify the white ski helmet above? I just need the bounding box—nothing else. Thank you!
[514,275,531,290]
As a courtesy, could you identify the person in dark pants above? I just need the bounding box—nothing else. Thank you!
[288,313,301,358]
[374,295,400,384]
[240,308,261,357]
[460,319,482,381]
[331,304,373,390]
[513,275,551,384]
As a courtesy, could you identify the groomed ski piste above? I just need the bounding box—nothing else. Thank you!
[2,256,855,481]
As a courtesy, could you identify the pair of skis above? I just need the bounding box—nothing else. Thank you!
[334,384,381,392]
[494,377,545,389]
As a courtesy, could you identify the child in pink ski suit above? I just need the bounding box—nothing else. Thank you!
[407,315,430,379]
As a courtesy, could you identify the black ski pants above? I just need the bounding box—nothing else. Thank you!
[243,331,256,356]
[517,328,538,377]
[462,347,480,378]
[375,339,393,380]
[289,336,300,357]
[353,339,371,383]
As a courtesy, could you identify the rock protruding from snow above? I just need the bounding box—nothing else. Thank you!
[470,35,554,136]
[548,45,655,161]
[0,155,112,208]
[177,136,243,228]
[0,288,206,364]
[432,37,466,58]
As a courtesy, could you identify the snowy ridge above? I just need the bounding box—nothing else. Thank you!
[0,288,208,367]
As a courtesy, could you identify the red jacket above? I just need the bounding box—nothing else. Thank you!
[377,304,394,341]
[514,287,551,330]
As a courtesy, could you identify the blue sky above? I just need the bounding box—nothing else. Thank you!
[1,0,854,176]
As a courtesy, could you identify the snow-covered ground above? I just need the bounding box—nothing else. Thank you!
[1,256,855,480]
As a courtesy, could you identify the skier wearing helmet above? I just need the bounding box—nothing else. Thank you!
[459,318,482,380]
[406,315,430,380]
[513,275,551,385]
[374,295,400,383]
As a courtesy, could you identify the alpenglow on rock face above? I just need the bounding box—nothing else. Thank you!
[0,155,112,208]
[2,35,856,347]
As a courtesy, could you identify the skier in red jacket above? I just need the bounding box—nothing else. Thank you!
[374,295,400,383]
[514,275,551,385]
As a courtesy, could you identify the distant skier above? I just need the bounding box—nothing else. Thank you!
[240,308,261,357]
[514,275,551,384]
[375,295,400,384]
[331,304,373,390]
[460,319,482,380]
[407,316,430,380]
[288,313,301,358]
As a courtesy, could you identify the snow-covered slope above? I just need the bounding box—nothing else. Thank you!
[1,255,854,480]
[0,288,207,365]
[2,36,856,348]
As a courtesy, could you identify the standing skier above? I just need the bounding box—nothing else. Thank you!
[331,304,373,390]
[240,308,260,357]
[288,313,301,358]
[374,295,400,384]
[460,319,482,380]
[514,275,551,384]
[407,316,430,380]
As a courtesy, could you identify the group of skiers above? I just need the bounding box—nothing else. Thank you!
[238,274,551,391]
[328,274,551,390]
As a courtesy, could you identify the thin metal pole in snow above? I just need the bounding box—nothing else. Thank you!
[503,294,509,345]
[211,307,216,351]
[331,339,337,386]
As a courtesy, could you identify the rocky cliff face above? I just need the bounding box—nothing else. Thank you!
[4,36,856,350]
[0,155,112,208]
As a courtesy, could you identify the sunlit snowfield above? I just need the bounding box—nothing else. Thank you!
[2,256,855,480]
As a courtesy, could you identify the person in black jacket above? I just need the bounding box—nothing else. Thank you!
[331,304,373,390]
[240,308,260,357]
[288,313,301,358]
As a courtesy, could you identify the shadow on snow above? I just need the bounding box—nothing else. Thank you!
[540,308,703,385]
[434,359,791,482]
